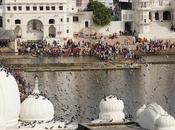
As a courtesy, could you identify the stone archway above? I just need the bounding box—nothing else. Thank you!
[49,25,56,38]
[163,11,171,20]
[14,26,22,38]
[27,19,44,40]
[27,19,43,32]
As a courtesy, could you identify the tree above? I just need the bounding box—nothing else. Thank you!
[87,0,112,26]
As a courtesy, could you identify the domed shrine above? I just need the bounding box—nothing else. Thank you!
[92,95,125,123]
[155,114,175,130]
[136,103,175,130]
[0,68,77,130]
[20,75,54,121]
[0,68,20,128]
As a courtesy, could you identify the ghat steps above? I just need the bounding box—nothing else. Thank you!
[143,21,175,39]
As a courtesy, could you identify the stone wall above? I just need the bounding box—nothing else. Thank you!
[21,63,175,123]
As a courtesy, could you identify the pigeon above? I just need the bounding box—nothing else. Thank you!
[50,126,54,129]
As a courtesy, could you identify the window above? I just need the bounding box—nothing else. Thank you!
[33,6,37,11]
[13,6,17,11]
[40,6,43,11]
[144,19,146,23]
[67,18,69,22]
[46,6,50,10]
[26,6,30,11]
[7,6,11,11]
[18,6,22,11]
[59,6,63,10]
[73,16,78,22]
[51,6,55,10]
[15,19,21,24]
[60,18,63,22]
[66,29,69,33]
[49,19,55,24]
[72,8,74,10]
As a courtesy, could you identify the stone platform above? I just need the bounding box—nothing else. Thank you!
[77,123,144,130]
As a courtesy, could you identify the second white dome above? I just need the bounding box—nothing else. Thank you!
[20,75,54,121]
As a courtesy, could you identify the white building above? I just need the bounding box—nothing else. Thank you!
[0,0,175,41]
[123,0,175,39]
[0,0,77,41]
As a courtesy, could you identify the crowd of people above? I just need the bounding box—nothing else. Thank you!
[17,38,135,60]
[16,36,175,61]
[0,40,10,48]
[136,39,175,55]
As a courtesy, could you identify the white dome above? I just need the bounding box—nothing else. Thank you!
[99,95,125,122]
[136,103,166,130]
[0,68,20,128]
[136,104,146,117]
[20,76,54,121]
[155,114,175,130]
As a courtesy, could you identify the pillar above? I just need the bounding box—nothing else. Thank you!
[159,11,163,21]
[151,11,155,21]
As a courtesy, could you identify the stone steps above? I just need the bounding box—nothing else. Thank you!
[145,21,175,39]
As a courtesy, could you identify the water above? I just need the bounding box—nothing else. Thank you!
[2,55,175,123]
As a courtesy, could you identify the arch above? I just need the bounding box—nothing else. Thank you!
[27,19,43,32]
[27,19,44,40]
[15,26,22,38]
[15,19,21,24]
[49,25,56,38]
[49,19,55,24]
[155,12,159,20]
[163,11,171,20]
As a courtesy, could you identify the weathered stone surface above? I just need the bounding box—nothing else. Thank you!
[21,63,175,123]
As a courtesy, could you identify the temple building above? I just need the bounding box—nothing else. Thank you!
[0,0,77,40]
[0,0,175,41]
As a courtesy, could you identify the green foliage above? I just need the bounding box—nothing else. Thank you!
[87,0,112,26]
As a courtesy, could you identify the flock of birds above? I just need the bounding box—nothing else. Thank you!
[0,65,11,77]
[18,119,66,129]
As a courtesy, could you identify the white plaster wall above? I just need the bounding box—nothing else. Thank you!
[3,2,75,40]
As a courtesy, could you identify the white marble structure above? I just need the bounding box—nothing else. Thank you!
[0,68,20,128]
[20,76,54,121]
[0,69,77,130]
[92,95,125,123]
[136,103,175,130]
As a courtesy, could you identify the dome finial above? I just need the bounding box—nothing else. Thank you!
[33,74,40,94]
